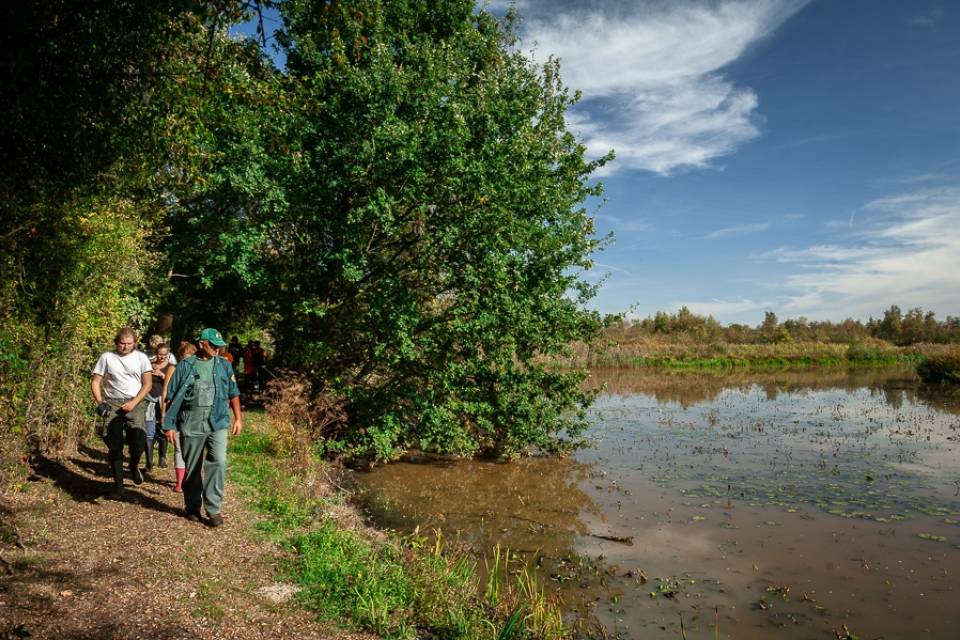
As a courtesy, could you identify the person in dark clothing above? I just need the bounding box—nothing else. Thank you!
[251,340,266,391]
[228,336,243,375]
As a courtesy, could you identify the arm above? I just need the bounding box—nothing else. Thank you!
[91,374,104,404]
[162,361,188,442]
[120,371,152,413]
[229,395,243,436]
[161,363,176,411]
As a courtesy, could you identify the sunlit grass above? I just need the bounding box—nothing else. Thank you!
[229,411,569,640]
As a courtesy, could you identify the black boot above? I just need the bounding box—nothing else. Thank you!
[157,437,168,468]
[110,460,125,497]
[129,431,146,485]
[144,440,154,474]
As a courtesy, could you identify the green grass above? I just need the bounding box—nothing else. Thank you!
[229,414,568,640]
[558,337,934,370]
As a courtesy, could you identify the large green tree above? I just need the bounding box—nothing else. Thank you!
[250,0,609,459]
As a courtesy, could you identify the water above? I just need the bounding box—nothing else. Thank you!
[352,367,960,639]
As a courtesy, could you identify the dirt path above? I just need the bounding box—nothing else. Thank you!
[0,442,371,640]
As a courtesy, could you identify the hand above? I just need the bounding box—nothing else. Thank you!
[120,400,138,413]
[230,418,243,436]
[164,430,176,444]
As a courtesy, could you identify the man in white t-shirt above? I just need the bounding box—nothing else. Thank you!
[91,327,153,497]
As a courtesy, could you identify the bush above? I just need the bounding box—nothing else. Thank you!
[846,338,900,364]
[917,348,960,384]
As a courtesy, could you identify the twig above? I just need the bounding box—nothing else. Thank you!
[680,612,688,640]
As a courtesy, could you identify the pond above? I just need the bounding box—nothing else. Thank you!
[351,367,960,639]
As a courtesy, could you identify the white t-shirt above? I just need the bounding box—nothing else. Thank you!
[168,353,177,365]
[92,350,152,400]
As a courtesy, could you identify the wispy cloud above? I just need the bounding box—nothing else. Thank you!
[907,7,944,28]
[519,0,809,175]
[703,222,771,239]
[771,187,960,318]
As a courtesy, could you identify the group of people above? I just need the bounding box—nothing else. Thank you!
[91,327,251,527]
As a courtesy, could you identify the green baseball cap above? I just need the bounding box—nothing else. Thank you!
[196,327,227,347]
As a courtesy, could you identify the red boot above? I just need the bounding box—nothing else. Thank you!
[174,467,185,493]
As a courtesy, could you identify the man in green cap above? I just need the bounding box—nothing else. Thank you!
[162,328,242,526]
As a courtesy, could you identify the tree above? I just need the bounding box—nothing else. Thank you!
[177,0,611,460]
[284,0,610,459]
[0,1,270,454]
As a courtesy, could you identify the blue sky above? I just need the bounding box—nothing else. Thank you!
[240,1,960,324]
[500,0,960,323]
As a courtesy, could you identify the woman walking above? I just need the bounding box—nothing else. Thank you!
[143,343,172,474]
[161,341,196,493]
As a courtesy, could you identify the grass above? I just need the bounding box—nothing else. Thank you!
[191,580,227,622]
[229,412,569,640]
[555,338,934,370]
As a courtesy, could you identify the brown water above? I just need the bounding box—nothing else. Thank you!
[352,368,960,639]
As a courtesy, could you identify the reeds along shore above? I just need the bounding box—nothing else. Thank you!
[553,337,956,369]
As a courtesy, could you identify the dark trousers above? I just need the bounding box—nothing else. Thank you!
[102,400,147,487]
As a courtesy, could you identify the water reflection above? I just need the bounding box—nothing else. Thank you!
[585,365,960,412]
[355,455,601,557]
[353,367,960,640]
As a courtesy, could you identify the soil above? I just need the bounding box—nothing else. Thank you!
[0,442,374,640]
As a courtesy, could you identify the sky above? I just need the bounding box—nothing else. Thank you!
[239,1,960,325]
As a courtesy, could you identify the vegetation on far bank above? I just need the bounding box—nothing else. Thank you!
[917,349,960,384]
[556,306,959,370]
[231,410,569,640]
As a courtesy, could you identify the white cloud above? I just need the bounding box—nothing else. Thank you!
[522,1,809,175]
[703,222,770,239]
[772,187,960,319]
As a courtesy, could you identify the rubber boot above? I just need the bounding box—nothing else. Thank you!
[129,450,144,485]
[157,438,168,468]
[111,460,125,497]
[144,440,154,474]
[174,467,185,493]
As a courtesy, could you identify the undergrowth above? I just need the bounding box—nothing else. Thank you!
[229,412,568,640]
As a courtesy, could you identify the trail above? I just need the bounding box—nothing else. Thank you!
[0,441,369,640]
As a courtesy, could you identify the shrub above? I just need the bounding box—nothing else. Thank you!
[917,348,960,384]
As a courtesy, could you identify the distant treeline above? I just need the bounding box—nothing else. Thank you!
[608,305,960,346]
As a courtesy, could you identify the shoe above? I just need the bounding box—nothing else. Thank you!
[185,510,202,523]
[174,467,185,493]
[131,466,144,485]
[110,485,125,498]
[207,513,224,528]
[158,457,167,469]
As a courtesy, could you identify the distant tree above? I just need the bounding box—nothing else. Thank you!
[878,305,904,344]
[653,311,670,333]
[760,311,779,341]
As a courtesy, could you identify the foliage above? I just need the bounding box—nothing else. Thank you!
[620,305,960,346]
[917,348,960,384]
[0,2,271,462]
[180,0,610,460]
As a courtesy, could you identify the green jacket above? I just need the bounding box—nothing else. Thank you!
[162,355,239,432]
